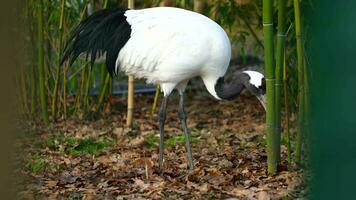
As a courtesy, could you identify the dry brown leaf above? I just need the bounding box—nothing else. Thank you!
[129,136,145,146]
[46,180,58,188]
[258,191,271,200]
[197,183,209,193]
[134,179,150,191]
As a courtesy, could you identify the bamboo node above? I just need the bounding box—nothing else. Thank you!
[296,35,303,39]
[277,33,287,37]
[263,23,273,26]
[266,124,280,131]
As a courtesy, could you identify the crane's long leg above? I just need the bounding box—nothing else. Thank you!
[158,96,169,173]
[178,93,194,170]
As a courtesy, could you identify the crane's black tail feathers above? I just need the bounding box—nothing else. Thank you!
[61,8,132,76]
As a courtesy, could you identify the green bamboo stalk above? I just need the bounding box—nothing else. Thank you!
[83,65,92,112]
[283,53,291,163]
[294,0,304,165]
[73,2,90,115]
[263,0,277,175]
[96,73,111,111]
[151,85,160,115]
[51,0,66,119]
[96,0,111,112]
[44,0,53,93]
[275,0,287,163]
[62,64,68,119]
[75,62,87,113]
[103,0,109,8]
[37,0,49,124]
[105,0,113,100]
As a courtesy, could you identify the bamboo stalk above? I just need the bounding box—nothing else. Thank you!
[151,85,160,115]
[194,0,205,12]
[51,0,66,120]
[37,0,49,124]
[127,75,134,126]
[160,0,173,6]
[44,0,52,102]
[83,65,92,112]
[126,0,135,127]
[283,53,291,163]
[293,0,304,165]
[62,63,68,119]
[73,2,91,115]
[263,0,277,175]
[275,0,287,163]
[103,0,108,8]
[62,1,88,119]
[95,0,112,113]
[75,62,87,113]
[82,1,94,113]
[97,73,111,111]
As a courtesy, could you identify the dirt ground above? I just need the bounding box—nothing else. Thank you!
[16,93,305,199]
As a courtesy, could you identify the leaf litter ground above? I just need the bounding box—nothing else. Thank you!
[16,94,305,199]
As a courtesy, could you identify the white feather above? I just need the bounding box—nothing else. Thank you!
[115,7,231,98]
[243,70,264,88]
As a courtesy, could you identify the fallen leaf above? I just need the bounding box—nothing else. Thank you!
[134,179,150,191]
[46,180,58,188]
[258,191,271,200]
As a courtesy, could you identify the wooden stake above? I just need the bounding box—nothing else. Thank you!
[126,0,135,127]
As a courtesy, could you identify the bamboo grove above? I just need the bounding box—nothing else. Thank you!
[263,0,308,174]
[18,0,308,174]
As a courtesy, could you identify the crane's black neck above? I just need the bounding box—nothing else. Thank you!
[215,72,260,100]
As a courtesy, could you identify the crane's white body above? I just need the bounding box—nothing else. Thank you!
[116,7,231,99]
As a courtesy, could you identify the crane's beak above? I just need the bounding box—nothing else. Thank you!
[256,94,266,111]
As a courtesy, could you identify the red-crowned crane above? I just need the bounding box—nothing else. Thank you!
[61,7,266,173]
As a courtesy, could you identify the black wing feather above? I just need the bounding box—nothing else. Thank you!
[61,8,132,76]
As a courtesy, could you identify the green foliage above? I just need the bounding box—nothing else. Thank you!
[44,133,114,156]
[66,137,113,156]
[28,157,46,174]
[144,132,201,148]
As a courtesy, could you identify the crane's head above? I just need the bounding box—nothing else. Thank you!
[212,70,266,110]
[242,71,266,111]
